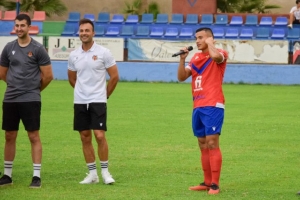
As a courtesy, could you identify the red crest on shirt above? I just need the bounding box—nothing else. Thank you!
[28,51,33,57]
[92,55,98,60]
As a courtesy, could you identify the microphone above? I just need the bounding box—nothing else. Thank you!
[172,46,193,57]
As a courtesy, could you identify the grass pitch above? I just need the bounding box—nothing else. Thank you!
[0,81,299,199]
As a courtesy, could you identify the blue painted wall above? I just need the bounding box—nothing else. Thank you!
[53,61,300,85]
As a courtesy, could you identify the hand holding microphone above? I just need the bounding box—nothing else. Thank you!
[172,46,193,57]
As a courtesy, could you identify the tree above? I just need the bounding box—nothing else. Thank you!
[122,0,160,19]
[217,0,281,13]
[0,0,7,7]
[238,0,281,13]
[123,0,142,15]
[217,0,240,13]
[3,0,67,17]
[144,1,160,20]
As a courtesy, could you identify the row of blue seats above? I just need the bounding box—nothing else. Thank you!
[0,20,297,40]
[67,12,289,27]
[0,21,43,36]
[213,27,298,39]
[61,23,300,40]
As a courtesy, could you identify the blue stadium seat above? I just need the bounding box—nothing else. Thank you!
[110,14,124,24]
[185,14,198,24]
[156,14,168,24]
[94,25,105,37]
[120,25,134,36]
[164,27,179,38]
[140,13,154,24]
[83,13,95,22]
[239,28,254,39]
[105,26,119,36]
[287,28,300,39]
[11,25,39,35]
[215,14,228,25]
[170,14,183,24]
[229,16,243,26]
[274,16,288,26]
[96,12,110,24]
[0,21,14,36]
[212,27,225,38]
[200,14,213,25]
[179,27,193,38]
[245,15,258,26]
[225,28,239,38]
[61,24,76,36]
[256,27,270,39]
[32,21,43,33]
[125,15,139,24]
[66,12,80,22]
[271,28,285,39]
[135,26,150,37]
[150,26,164,37]
[259,16,273,26]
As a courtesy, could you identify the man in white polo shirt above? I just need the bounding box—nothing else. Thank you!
[67,18,119,185]
[288,0,300,28]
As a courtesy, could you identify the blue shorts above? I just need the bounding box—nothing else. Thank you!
[192,107,224,137]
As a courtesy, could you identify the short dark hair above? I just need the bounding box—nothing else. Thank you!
[15,13,31,26]
[79,18,94,31]
[195,27,214,38]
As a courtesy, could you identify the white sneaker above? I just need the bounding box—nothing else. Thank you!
[79,173,99,184]
[288,24,293,28]
[101,171,115,184]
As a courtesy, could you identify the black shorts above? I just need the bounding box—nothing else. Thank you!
[74,103,107,131]
[293,19,300,24]
[2,102,41,131]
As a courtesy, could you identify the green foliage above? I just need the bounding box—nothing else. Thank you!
[2,0,67,17]
[144,1,160,20]
[0,81,300,199]
[217,0,240,13]
[256,4,282,14]
[0,0,8,7]
[122,0,160,19]
[122,0,142,15]
[217,0,281,13]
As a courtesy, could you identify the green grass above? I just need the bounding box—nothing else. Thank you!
[0,81,299,199]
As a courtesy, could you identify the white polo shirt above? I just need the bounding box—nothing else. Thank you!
[290,6,300,20]
[68,42,116,104]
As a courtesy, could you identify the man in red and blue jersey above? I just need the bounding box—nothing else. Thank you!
[177,27,228,195]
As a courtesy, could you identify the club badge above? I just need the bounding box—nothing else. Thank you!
[28,51,33,57]
[92,55,98,60]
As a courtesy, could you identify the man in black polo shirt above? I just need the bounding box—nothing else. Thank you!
[0,14,53,188]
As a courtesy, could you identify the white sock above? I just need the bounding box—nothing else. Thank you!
[4,161,13,177]
[100,161,108,173]
[33,163,41,178]
[87,162,97,176]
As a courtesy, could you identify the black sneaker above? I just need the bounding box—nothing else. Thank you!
[29,176,41,188]
[189,182,210,191]
[210,183,219,190]
[0,174,13,186]
[208,183,220,195]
